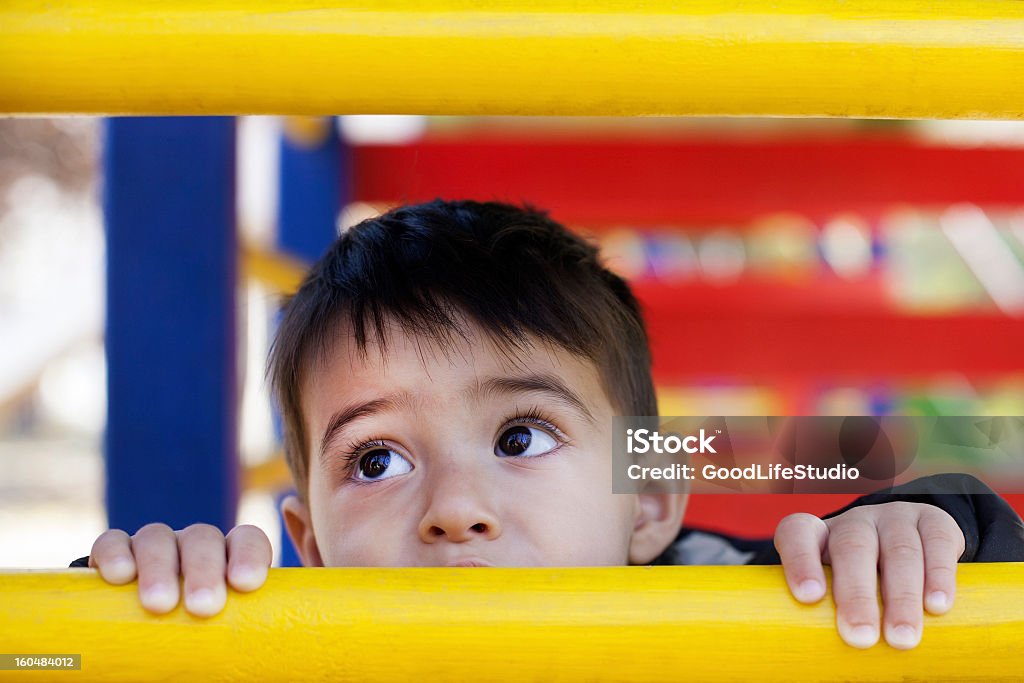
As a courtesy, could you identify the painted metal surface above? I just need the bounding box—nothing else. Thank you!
[104,117,238,534]
[2,1,1023,117]
[2,564,1023,681]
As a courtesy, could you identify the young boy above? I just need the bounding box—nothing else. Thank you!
[74,200,1024,651]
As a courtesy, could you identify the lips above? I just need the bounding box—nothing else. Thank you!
[446,559,494,567]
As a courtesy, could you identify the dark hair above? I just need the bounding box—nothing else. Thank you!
[268,199,656,500]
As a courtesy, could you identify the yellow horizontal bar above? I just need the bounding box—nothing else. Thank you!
[241,450,291,493]
[2,565,1023,681]
[2,1,1024,118]
[241,243,307,293]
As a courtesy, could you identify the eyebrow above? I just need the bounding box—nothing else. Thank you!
[317,372,597,464]
[318,393,416,465]
[474,374,597,427]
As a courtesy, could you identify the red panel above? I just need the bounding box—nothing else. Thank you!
[632,280,1024,382]
[633,276,891,314]
[352,134,1024,226]
[685,493,1024,539]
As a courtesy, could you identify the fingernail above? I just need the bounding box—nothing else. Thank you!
[186,587,221,616]
[840,622,879,649]
[796,579,823,602]
[926,591,949,612]
[105,558,134,581]
[230,566,266,591]
[142,583,177,612]
[885,623,921,650]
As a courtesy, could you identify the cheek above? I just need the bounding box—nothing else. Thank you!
[315,498,408,567]
[512,464,634,565]
[308,474,415,567]
[566,495,635,564]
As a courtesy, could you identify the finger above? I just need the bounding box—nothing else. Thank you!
[226,525,273,592]
[919,511,963,615]
[131,523,181,614]
[877,514,925,649]
[774,513,828,603]
[89,529,137,584]
[178,523,228,617]
[827,517,881,648]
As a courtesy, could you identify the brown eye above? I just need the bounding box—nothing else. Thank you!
[355,449,412,481]
[495,426,558,458]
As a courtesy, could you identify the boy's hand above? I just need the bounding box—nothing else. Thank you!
[774,502,964,650]
[87,523,273,617]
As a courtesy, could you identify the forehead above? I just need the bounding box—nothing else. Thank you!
[300,317,611,439]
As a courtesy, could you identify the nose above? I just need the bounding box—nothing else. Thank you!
[418,465,502,544]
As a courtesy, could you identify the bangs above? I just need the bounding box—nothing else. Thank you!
[267,199,656,500]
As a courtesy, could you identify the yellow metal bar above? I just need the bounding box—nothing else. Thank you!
[2,1,1024,118]
[241,243,307,293]
[241,450,292,493]
[2,565,1023,681]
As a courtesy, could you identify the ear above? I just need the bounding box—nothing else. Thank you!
[628,491,689,565]
[280,493,324,567]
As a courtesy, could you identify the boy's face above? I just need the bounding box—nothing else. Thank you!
[281,317,685,568]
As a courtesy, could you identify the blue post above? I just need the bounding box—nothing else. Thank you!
[277,117,346,262]
[103,117,238,535]
[275,117,347,565]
